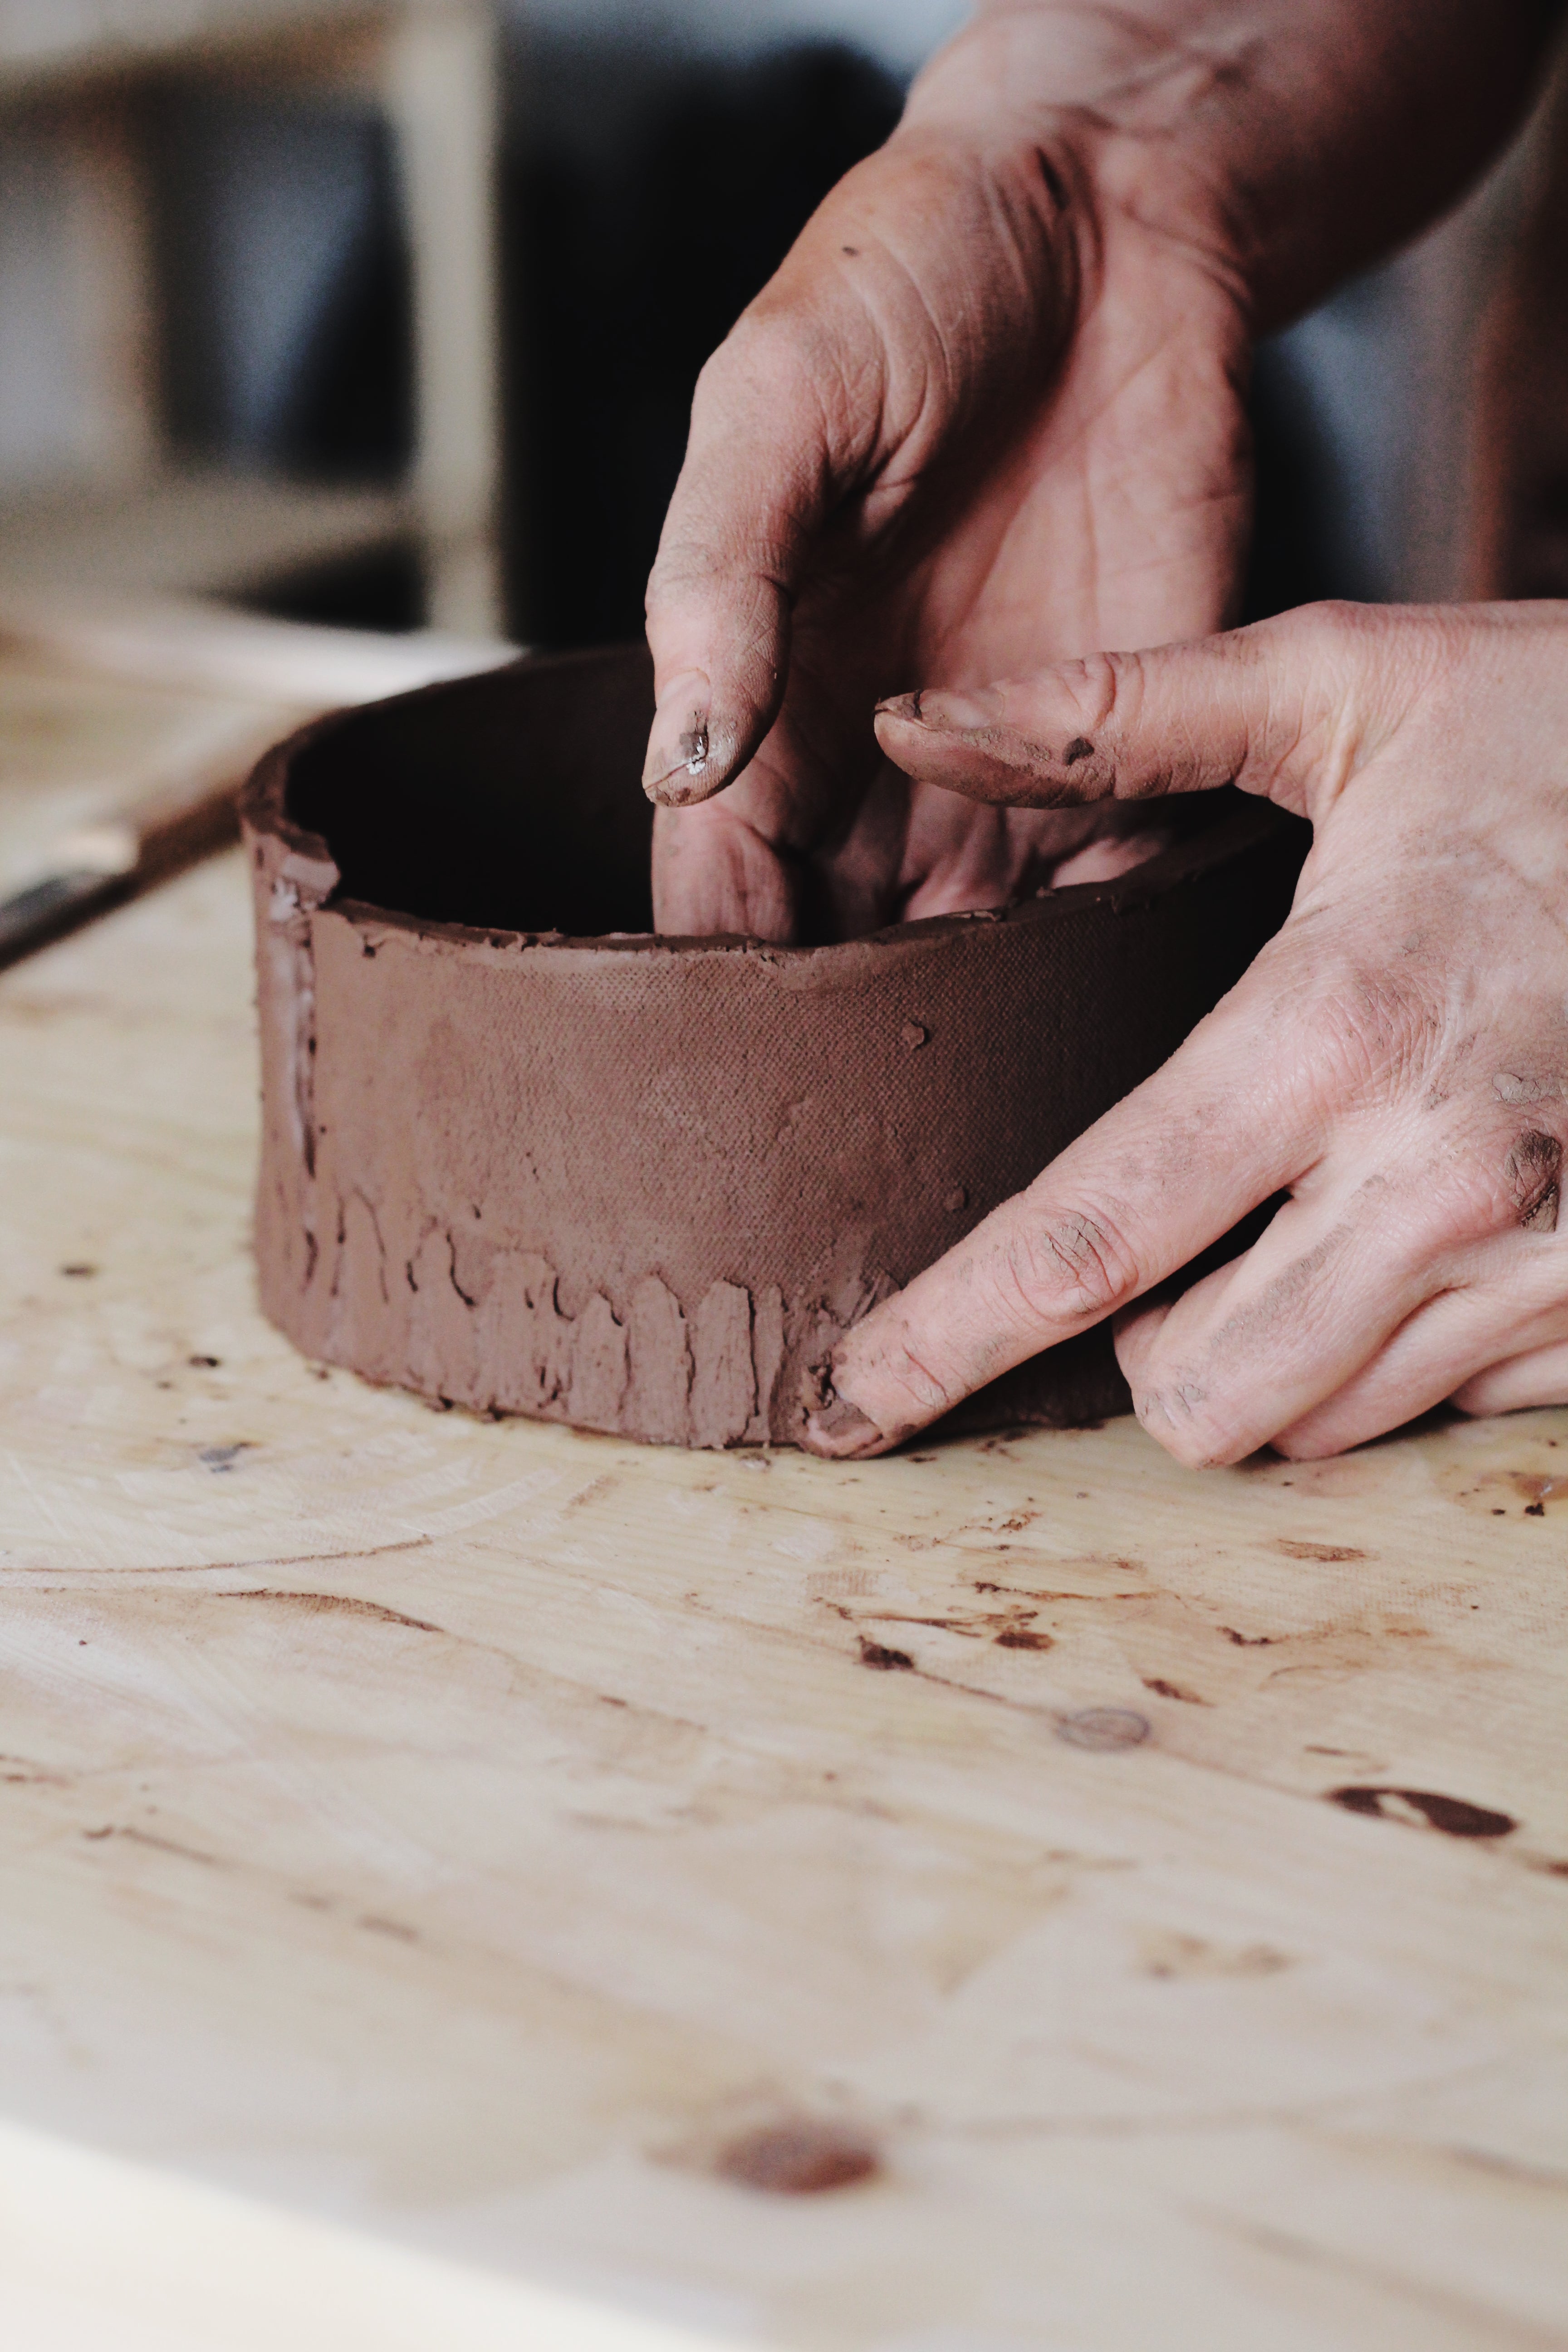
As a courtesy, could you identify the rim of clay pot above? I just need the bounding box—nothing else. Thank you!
[241,644,1292,957]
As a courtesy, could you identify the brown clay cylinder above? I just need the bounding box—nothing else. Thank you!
[242,644,1305,1448]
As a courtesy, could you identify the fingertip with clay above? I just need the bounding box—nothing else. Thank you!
[642,669,726,806]
[800,1379,897,1460]
[873,683,1111,809]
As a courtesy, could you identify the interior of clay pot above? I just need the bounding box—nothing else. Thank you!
[288,644,659,937]
[283,640,1231,942]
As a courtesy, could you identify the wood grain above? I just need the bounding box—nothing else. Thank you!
[0,852,1564,2350]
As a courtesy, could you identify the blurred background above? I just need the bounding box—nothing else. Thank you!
[0,0,1561,654]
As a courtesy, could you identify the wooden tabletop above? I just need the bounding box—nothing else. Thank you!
[0,838,1566,2346]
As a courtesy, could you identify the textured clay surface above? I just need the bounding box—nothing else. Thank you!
[242,645,1305,1447]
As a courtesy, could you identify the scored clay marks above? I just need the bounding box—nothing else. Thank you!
[326,1201,786,1446]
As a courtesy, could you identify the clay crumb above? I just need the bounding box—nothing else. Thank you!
[680,722,709,776]
[943,1186,968,1213]
[900,1021,928,1050]
[1494,1072,1563,1105]
[714,2120,880,2195]
[857,1636,914,1672]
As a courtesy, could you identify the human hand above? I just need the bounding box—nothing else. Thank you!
[642,11,1255,940]
[804,601,1568,1464]
[643,2,1554,943]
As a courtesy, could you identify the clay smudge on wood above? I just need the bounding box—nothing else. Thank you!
[714,2121,881,2195]
[1142,1676,1211,1705]
[857,1636,915,1672]
[1329,1787,1518,1838]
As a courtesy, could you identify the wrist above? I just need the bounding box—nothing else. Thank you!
[900,0,1562,333]
[898,10,1266,321]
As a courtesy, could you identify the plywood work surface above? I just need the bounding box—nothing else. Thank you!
[0,853,1565,2352]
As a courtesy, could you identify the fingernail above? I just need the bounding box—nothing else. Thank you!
[643,669,713,802]
[803,1395,886,1459]
[876,686,1004,733]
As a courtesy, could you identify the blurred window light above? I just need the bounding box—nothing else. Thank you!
[510,0,969,75]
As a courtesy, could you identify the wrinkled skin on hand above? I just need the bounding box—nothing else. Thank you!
[804,601,1568,1462]
[642,21,1253,940]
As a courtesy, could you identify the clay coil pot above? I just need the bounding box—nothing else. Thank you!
[243,645,1305,1447]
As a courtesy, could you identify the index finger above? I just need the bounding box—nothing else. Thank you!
[801,964,1320,1456]
[642,309,842,810]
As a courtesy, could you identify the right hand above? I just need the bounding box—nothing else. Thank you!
[642,11,1257,941]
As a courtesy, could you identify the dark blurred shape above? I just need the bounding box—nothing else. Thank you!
[242,538,428,634]
[502,39,902,647]
[1242,344,1344,622]
[1470,54,1568,595]
[149,86,412,484]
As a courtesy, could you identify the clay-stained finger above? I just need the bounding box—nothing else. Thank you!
[1109,1180,1457,1467]
[1111,1104,1568,1464]
[651,801,797,941]
[871,602,1418,816]
[1114,1122,1568,1459]
[1453,1339,1568,1416]
[800,976,1323,1457]
[642,312,852,811]
[1275,1264,1568,1454]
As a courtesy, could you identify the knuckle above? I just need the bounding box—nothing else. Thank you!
[1047,650,1138,743]
[698,307,831,430]
[1280,599,1450,739]
[1296,956,1446,1110]
[1288,598,1378,656]
[1446,1122,1564,1241]
[998,1202,1143,1327]
[1284,598,1418,669]
[1505,1127,1564,1230]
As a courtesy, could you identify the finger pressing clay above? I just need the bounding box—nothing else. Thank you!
[242,646,1304,1449]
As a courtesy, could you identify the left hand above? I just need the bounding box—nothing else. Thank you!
[803,600,1568,1465]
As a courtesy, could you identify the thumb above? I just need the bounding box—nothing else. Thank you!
[872,603,1411,820]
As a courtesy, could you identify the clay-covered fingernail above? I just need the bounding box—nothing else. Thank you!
[877,686,1004,733]
[804,1394,886,1458]
[643,669,714,802]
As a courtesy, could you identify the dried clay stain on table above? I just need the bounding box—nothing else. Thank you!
[0,854,1565,2349]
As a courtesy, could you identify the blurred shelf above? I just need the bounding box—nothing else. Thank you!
[0,2,503,636]
[0,1,400,94]
[0,466,417,602]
